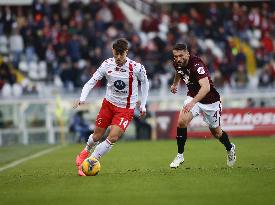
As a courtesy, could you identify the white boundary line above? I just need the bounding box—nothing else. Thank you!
[0,145,63,172]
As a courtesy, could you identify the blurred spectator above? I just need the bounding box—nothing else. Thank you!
[45,43,57,81]
[141,13,159,33]
[246,98,255,108]
[1,6,16,35]
[109,1,125,23]
[213,70,225,88]
[219,56,236,85]
[59,61,73,90]
[69,111,94,143]
[0,61,16,87]
[261,32,273,53]
[258,64,273,87]
[9,28,24,67]
[0,111,3,128]
[235,48,246,65]
[271,59,275,82]
[233,64,249,88]
[67,34,81,62]
[260,100,266,107]
[133,102,152,140]
[0,35,9,55]
[0,60,23,97]
[97,3,113,25]
[59,0,71,24]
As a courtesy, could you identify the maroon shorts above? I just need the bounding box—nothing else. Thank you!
[95,98,134,131]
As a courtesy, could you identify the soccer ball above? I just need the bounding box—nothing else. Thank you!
[81,157,101,176]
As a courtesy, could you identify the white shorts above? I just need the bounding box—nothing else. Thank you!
[184,96,222,128]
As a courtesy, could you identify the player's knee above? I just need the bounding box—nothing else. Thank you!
[87,135,94,145]
[90,132,100,141]
[107,135,119,144]
[92,128,105,142]
[87,133,101,145]
[177,118,189,128]
[211,129,222,139]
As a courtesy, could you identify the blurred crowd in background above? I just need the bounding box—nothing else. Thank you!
[0,0,275,97]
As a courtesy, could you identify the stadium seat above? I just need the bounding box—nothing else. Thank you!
[12,83,23,97]
[38,61,47,79]
[28,61,39,80]
[0,35,8,55]
[1,84,12,97]
[19,61,28,72]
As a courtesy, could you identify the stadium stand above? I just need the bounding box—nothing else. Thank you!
[0,0,274,98]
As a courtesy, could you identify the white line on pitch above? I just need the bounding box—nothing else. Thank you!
[0,145,64,172]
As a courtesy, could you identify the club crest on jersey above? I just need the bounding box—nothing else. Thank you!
[183,75,190,84]
[114,80,126,90]
[197,66,205,74]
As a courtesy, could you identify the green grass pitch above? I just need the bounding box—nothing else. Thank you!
[0,137,275,205]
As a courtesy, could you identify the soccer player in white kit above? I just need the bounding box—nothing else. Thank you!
[74,39,149,176]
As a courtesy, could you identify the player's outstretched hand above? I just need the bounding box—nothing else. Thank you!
[139,107,147,119]
[170,84,178,94]
[73,100,85,109]
[183,101,195,113]
[140,111,147,119]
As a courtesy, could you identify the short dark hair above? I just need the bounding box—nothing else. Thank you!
[112,38,129,54]
[173,43,188,51]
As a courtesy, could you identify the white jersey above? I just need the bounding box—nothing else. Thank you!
[80,57,149,110]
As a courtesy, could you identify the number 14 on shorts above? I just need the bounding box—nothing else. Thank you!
[119,118,129,128]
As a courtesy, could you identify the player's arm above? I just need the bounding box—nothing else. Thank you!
[183,77,210,113]
[73,63,105,109]
[171,72,181,94]
[192,77,210,103]
[138,65,149,118]
[173,72,181,85]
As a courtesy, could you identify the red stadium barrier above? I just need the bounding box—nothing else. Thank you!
[156,108,275,139]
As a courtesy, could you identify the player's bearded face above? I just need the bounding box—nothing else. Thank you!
[112,49,128,66]
[173,50,190,68]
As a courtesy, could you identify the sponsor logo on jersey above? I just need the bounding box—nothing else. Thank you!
[197,66,205,74]
[114,80,126,90]
[119,68,126,72]
[115,67,127,72]
[114,89,127,94]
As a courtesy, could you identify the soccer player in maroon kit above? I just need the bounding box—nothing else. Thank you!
[169,43,236,168]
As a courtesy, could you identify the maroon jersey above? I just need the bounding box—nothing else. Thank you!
[174,55,220,104]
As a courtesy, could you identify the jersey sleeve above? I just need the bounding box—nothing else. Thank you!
[136,64,148,82]
[136,64,149,111]
[79,61,106,102]
[92,61,106,81]
[192,60,208,81]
